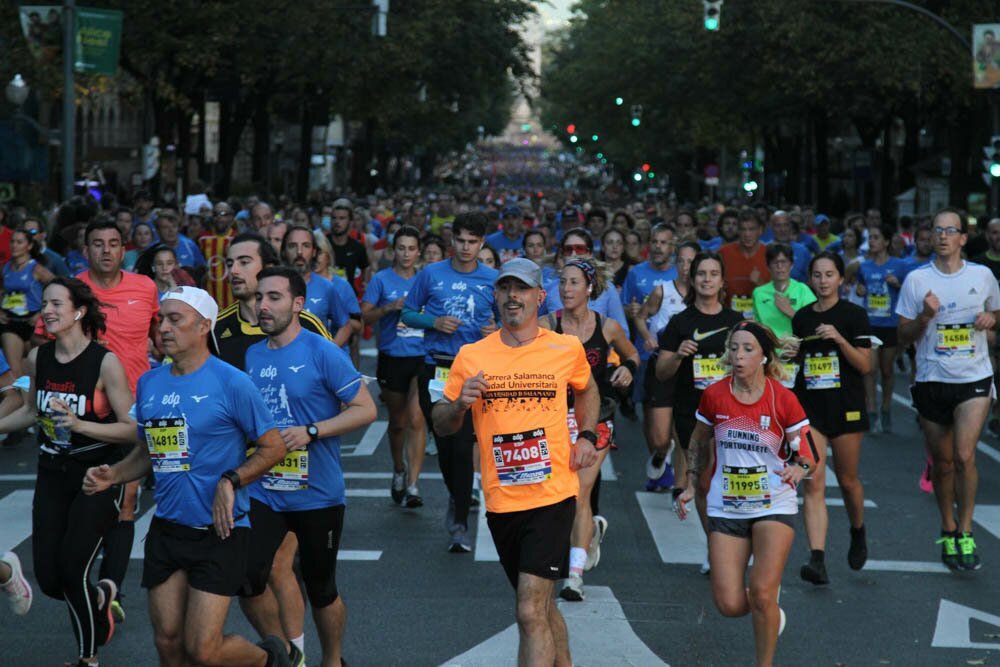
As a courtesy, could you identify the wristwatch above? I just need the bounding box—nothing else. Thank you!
[797,460,811,472]
[221,469,241,490]
[577,429,600,448]
[307,424,320,442]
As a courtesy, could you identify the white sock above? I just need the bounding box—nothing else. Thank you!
[569,547,587,576]
[290,634,305,652]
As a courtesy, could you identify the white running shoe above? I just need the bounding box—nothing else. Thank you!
[559,574,584,601]
[585,515,608,571]
[0,551,31,615]
[778,607,787,636]
[646,452,668,480]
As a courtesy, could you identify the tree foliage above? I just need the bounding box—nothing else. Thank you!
[0,0,537,196]
[540,0,990,206]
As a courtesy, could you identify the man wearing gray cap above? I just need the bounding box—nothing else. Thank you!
[433,258,600,666]
[83,286,293,667]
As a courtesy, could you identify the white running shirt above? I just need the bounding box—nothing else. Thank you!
[896,261,1000,383]
[647,280,687,338]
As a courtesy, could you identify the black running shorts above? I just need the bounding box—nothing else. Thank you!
[871,325,898,349]
[643,358,676,408]
[376,353,424,395]
[798,391,868,439]
[911,377,994,426]
[240,498,345,607]
[142,517,249,596]
[708,513,796,539]
[487,496,575,589]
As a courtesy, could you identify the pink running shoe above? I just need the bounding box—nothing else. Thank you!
[919,456,933,494]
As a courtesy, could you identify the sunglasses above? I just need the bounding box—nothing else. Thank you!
[561,243,590,256]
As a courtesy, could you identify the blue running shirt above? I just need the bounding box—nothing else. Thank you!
[245,330,362,510]
[136,356,275,528]
[363,267,424,357]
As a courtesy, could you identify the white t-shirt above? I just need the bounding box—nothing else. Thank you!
[896,261,1000,383]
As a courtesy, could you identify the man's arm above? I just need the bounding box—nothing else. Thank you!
[432,370,488,436]
[213,427,286,537]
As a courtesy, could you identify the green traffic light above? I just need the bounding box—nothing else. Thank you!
[647,172,655,178]
[704,17,719,30]
[596,152,603,158]
[591,134,599,141]
[615,97,624,106]
[631,118,641,127]
[991,163,1000,178]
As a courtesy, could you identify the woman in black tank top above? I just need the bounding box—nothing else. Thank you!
[0,277,136,665]
[543,258,638,602]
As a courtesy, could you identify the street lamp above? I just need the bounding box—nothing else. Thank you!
[5,74,29,107]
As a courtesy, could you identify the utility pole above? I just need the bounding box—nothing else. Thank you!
[62,0,75,201]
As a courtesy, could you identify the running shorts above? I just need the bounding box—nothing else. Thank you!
[376,352,424,395]
[798,391,868,439]
[240,499,345,607]
[911,377,995,426]
[708,513,796,538]
[643,358,676,408]
[871,325,898,349]
[487,496,575,589]
[142,517,250,596]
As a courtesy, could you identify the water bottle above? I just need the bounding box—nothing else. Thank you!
[48,400,72,448]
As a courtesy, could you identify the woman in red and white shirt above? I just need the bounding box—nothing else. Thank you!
[676,320,815,667]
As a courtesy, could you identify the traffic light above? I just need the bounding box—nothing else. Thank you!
[591,134,599,141]
[631,104,642,127]
[983,137,1000,183]
[615,97,624,106]
[703,0,722,31]
[566,123,576,134]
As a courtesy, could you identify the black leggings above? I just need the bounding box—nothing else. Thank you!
[418,362,475,529]
[33,456,123,660]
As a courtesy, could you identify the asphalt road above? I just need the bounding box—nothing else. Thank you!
[2,352,999,666]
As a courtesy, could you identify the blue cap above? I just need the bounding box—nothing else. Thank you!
[815,214,830,224]
[502,205,522,218]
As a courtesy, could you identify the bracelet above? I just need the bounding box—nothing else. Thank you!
[621,359,638,376]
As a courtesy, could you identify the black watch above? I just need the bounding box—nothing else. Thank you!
[221,469,241,490]
[576,429,599,447]
[307,424,319,442]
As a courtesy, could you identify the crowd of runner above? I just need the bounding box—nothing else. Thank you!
[0,188,997,666]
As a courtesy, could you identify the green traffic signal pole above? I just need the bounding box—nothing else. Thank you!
[62,0,75,202]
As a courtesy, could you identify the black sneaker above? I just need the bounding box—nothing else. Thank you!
[937,531,960,571]
[390,470,406,505]
[957,532,982,571]
[258,636,292,667]
[800,560,829,585]
[848,525,868,570]
[403,486,423,508]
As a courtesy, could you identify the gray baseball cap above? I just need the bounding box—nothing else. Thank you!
[495,258,543,288]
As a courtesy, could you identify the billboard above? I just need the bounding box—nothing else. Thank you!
[974,23,1000,89]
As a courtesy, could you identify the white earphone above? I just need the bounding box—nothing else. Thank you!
[761,357,768,365]
[74,312,82,321]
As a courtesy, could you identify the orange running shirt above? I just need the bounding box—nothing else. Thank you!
[719,242,770,316]
[443,328,592,514]
[36,271,159,394]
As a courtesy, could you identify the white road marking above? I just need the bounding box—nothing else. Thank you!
[343,420,388,457]
[343,472,443,480]
[441,586,670,666]
[796,497,877,508]
[0,475,35,481]
[635,491,706,564]
[600,452,617,481]
[932,599,1000,650]
[0,490,34,552]
[474,500,498,562]
[863,560,951,573]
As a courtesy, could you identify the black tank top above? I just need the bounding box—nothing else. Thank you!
[35,341,117,462]
[556,311,612,402]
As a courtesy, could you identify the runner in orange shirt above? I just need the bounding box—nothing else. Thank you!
[434,258,600,667]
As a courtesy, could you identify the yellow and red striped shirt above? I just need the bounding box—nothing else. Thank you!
[199,230,236,309]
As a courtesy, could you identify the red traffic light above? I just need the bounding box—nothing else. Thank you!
[566,124,576,134]
[641,163,651,172]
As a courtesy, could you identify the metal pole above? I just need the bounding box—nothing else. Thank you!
[62,0,75,202]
